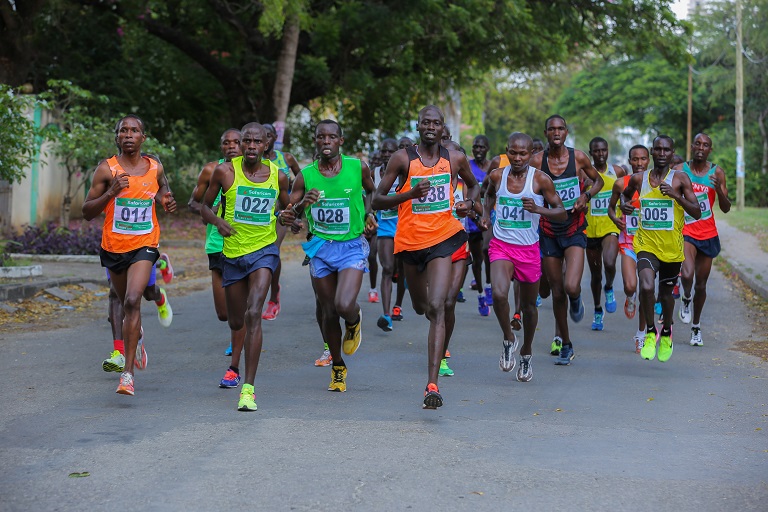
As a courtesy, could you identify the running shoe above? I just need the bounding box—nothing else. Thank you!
[470,279,479,291]
[156,288,173,327]
[219,368,241,388]
[158,252,174,284]
[554,344,574,365]
[423,383,443,409]
[499,336,519,372]
[569,298,585,323]
[116,371,134,396]
[392,272,398,284]
[456,289,466,303]
[314,349,332,367]
[624,296,636,319]
[484,285,493,306]
[640,332,657,360]
[658,332,673,362]
[224,343,232,356]
[392,306,403,321]
[511,312,522,331]
[328,365,347,392]
[377,314,393,332]
[679,297,692,324]
[605,288,617,313]
[672,282,681,299]
[238,384,257,411]
[134,328,147,370]
[102,350,125,373]
[516,355,533,382]
[445,350,451,358]
[690,326,703,347]
[550,336,563,356]
[478,295,489,317]
[634,333,644,354]
[368,290,380,303]
[262,301,281,320]
[654,302,662,316]
[535,295,542,308]
[591,311,604,331]
[439,358,454,377]
[342,311,362,355]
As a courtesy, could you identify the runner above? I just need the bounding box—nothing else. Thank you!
[372,105,482,409]
[585,137,625,331]
[620,135,701,362]
[673,133,731,346]
[200,122,291,411]
[529,115,604,365]
[466,135,492,300]
[532,138,545,154]
[373,138,402,332]
[188,128,248,386]
[83,115,177,396]
[608,144,650,352]
[288,119,377,393]
[398,137,414,150]
[261,123,302,321]
[483,132,567,381]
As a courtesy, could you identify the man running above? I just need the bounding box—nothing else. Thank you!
[529,115,604,365]
[620,135,701,362]
[466,135,492,297]
[288,119,377,394]
[189,128,247,387]
[261,123,302,321]
[398,137,414,150]
[483,132,566,382]
[372,105,482,409]
[608,144,650,353]
[585,137,625,331]
[673,133,731,346]
[83,115,177,396]
[200,122,291,411]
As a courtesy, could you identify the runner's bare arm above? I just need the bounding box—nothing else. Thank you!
[188,161,216,215]
[607,179,626,231]
[371,150,428,210]
[286,171,320,216]
[276,171,297,226]
[201,163,235,236]
[711,166,731,213]
[454,151,482,219]
[620,173,643,215]
[573,150,603,213]
[662,173,701,220]
[156,163,176,213]
[361,161,378,232]
[478,168,501,231]
[82,161,127,221]
[533,172,567,222]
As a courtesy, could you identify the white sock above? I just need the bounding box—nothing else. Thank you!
[692,323,700,329]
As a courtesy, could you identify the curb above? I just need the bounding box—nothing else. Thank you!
[0,277,106,302]
[718,257,768,301]
[8,253,100,263]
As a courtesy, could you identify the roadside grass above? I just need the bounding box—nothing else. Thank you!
[722,207,768,252]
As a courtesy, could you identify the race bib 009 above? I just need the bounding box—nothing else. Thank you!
[684,191,712,225]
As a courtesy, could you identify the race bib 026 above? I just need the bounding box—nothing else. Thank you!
[555,176,580,210]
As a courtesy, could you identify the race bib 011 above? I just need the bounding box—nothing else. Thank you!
[589,191,611,216]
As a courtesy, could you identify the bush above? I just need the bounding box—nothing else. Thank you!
[5,222,102,255]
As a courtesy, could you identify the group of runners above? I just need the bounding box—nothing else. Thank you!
[84,106,729,411]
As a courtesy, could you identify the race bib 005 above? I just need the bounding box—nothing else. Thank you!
[640,198,674,230]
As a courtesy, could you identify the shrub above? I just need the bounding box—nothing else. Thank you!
[5,222,102,255]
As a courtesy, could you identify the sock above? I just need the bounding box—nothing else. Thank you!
[229,365,239,374]
[114,339,124,355]
[683,295,692,303]
[661,325,671,336]
[157,260,167,271]
[155,292,166,307]
[569,294,581,307]
[604,286,613,292]
[595,307,603,314]
[334,359,346,368]
[692,323,700,329]
[370,288,377,293]
[636,329,645,339]
[629,293,636,301]
[647,325,657,335]
[346,313,360,327]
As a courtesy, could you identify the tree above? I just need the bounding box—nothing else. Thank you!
[0,0,46,86]
[0,85,39,183]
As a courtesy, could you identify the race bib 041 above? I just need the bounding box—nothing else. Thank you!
[497,197,531,229]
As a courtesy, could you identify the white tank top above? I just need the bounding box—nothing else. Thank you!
[492,165,544,246]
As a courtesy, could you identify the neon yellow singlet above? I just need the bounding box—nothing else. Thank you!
[633,170,685,262]
[222,156,280,258]
[585,166,619,238]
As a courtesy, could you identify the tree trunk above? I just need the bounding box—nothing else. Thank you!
[272,14,300,150]
[759,108,768,175]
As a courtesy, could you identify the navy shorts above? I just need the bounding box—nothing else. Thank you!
[222,244,280,287]
[540,232,587,259]
[684,235,721,259]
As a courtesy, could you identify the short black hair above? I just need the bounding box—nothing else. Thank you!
[652,134,675,149]
[220,128,241,142]
[473,135,489,146]
[316,119,343,137]
[628,144,649,157]
[507,132,533,150]
[418,105,444,122]
[544,114,566,130]
[115,114,146,135]
[241,122,265,135]
[589,137,608,151]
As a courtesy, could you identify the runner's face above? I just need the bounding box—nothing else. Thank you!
[220,131,242,160]
[506,140,532,172]
[691,135,712,162]
[545,118,567,148]
[472,139,488,161]
[589,141,609,167]
[418,110,443,145]
[651,139,674,169]
[629,149,650,174]
[315,124,343,160]
[532,141,544,153]
[265,129,277,152]
[379,142,397,165]
[240,128,267,164]
[398,138,414,150]
[116,118,145,154]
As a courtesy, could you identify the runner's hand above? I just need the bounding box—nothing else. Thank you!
[302,189,321,206]
[476,217,490,231]
[620,201,635,216]
[409,178,430,199]
[659,181,677,200]
[161,192,177,213]
[290,218,304,234]
[364,213,378,237]
[216,219,237,237]
[522,197,539,214]
[109,172,130,197]
[279,204,296,226]
[612,217,626,231]
[573,194,588,213]
[454,200,470,218]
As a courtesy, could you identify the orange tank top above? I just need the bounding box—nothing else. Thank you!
[394,145,464,253]
[101,155,161,253]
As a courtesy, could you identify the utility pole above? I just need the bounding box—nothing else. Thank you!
[736,0,745,211]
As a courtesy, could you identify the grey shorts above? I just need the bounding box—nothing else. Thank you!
[222,244,280,287]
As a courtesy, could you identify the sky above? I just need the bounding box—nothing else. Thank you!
[672,0,689,19]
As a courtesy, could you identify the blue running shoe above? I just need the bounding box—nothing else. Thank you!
[604,288,616,313]
[478,295,489,317]
[456,289,466,303]
[654,302,662,316]
[535,295,542,308]
[219,368,241,388]
[591,311,604,331]
[569,297,585,323]
[377,314,393,332]
[555,344,575,365]
[224,343,232,356]
[484,285,493,306]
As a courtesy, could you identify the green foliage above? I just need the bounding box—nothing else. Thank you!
[0,85,39,183]
[460,86,486,150]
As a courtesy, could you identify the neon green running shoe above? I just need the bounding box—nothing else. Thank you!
[658,333,674,362]
[640,332,657,361]
[238,384,257,411]
[102,350,125,372]
[549,336,563,356]
[157,288,173,328]
[439,358,454,377]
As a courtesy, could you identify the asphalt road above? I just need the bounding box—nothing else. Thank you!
[1,258,766,511]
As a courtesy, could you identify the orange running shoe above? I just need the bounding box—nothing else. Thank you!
[116,372,134,396]
[423,383,443,409]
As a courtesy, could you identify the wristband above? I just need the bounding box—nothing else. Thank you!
[584,191,592,201]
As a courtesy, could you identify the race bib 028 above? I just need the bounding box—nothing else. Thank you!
[311,198,351,234]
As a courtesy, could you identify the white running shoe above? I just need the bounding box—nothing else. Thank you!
[689,326,703,346]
